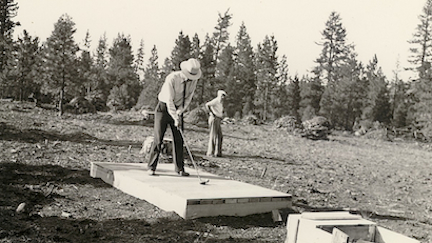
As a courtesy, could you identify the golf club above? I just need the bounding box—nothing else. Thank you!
[179,129,209,185]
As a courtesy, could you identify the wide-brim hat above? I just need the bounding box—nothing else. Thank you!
[217,90,227,97]
[180,58,202,80]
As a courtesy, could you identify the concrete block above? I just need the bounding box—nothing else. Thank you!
[285,211,420,243]
[90,162,292,219]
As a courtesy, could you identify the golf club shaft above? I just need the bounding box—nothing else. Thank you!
[178,129,203,181]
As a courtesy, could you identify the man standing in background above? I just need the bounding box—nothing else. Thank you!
[205,90,227,157]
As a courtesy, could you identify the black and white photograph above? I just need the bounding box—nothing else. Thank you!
[1,0,431,242]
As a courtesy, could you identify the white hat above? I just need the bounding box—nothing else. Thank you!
[217,90,227,97]
[180,58,202,80]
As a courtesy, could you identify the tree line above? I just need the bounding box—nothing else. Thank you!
[1,0,432,139]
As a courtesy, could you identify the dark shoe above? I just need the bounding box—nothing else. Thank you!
[178,171,190,176]
[148,169,156,176]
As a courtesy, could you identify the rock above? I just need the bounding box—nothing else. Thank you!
[16,202,26,213]
[61,211,72,218]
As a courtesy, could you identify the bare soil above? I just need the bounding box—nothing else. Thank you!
[0,100,431,243]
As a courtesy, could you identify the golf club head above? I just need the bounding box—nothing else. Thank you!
[200,179,210,185]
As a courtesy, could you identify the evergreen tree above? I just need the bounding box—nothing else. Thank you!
[196,34,216,106]
[315,11,352,85]
[14,30,40,101]
[191,33,200,58]
[135,39,145,83]
[212,9,232,68]
[316,12,354,126]
[299,74,323,122]
[272,55,290,118]
[408,0,432,75]
[412,62,432,139]
[287,75,301,122]
[107,84,130,112]
[217,44,236,117]
[389,64,409,128]
[234,22,256,117]
[362,55,391,124]
[106,33,139,110]
[190,33,204,108]
[0,0,18,38]
[255,35,278,121]
[77,30,94,97]
[42,14,79,116]
[322,53,366,130]
[93,33,109,109]
[0,0,19,98]
[216,44,235,78]
[409,0,432,139]
[135,45,161,110]
[170,31,191,70]
[391,80,410,128]
[161,57,174,79]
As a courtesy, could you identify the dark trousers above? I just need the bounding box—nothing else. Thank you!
[207,115,223,157]
[148,101,184,172]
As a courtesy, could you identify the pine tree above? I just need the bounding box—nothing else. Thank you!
[389,64,409,128]
[409,0,432,139]
[42,14,79,116]
[323,53,366,130]
[216,44,235,78]
[412,62,432,139]
[161,57,174,79]
[191,33,200,58]
[316,12,354,126]
[408,0,432,74]
[0,0,19,98]
[135,39,145,83]
[93,33,109,109]
[135,45,161,110]
[315,11,352,85]
[217,44,236,117]
[362,55,391,124]
[77,30,94,98]
[234,22,256,117]
[272,55,290,119]
[255,35,278,121]
[106,33,139,110]
[299,74,323,122]
[197,34,216,106]
[15,30,40,101]
[190,33,204,108]
[170,31,191,70]
[287,75,301,122]
[0,0,18,38]
[212,9,232,68]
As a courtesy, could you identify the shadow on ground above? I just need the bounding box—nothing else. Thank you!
[0,123,142,149]
[0,162,291,242]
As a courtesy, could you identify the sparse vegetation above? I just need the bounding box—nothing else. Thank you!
[1,101,431,242]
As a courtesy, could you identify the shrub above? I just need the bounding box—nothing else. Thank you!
[302,116,331,140]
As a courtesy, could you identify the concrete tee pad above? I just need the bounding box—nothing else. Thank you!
[90,162,292,219]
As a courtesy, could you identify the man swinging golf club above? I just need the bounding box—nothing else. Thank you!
[147,58,201,176]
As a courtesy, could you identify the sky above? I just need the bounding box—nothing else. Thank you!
[14,0,426,80]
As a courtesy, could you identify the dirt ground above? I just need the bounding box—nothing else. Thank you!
[0,100,431,243]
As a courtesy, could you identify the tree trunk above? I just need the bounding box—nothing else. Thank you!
[58,87,64,116]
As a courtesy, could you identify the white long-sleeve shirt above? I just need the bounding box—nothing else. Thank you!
[206,96,224,118]
[158,71,197,123]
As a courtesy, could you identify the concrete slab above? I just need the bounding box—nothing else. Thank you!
[90,162,292,219]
